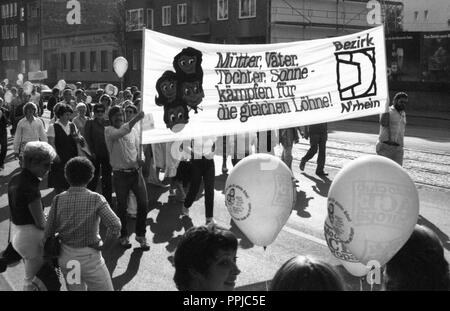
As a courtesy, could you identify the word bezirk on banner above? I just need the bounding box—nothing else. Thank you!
[141,26,388,144]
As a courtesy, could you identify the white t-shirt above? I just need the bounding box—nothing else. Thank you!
[47,120,77,137]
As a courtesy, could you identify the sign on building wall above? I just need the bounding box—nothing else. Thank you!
[141,26,388,144]
[41,0,119,37]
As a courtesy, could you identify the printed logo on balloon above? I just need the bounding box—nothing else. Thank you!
[225,185,251,221]
[155,47,204,133]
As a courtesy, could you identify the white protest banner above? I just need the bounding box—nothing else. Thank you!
[141,25,388,144]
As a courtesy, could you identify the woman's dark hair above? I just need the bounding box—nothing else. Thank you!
[173,225,238,291]
[100,94,112,106]
[64,156,95,186]
[108,105,123,121]
[383,224,450,291]
[270,256,346,291]
[55,103,73,118]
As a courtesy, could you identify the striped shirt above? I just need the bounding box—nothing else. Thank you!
[44,187,121,248]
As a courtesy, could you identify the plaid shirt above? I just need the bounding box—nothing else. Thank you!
[44,187,121,248]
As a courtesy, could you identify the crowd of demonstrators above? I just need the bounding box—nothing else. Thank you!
[47,104,82,194]
[84,103,113,205]
[181,136,217,225]
[299,122,329,176]
[383,224,450,291]
[173,225,240,291]
[104,106,149,250]
[13,103,47,165]
[45,157,121,291]
[0,98,8,169]
[270,255,346,291]
[8,142,56,290]
[376,91,408,166]
[2,81,446,292]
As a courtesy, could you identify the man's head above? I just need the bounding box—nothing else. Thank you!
[123,90,133,101]
[393,92,408,111]
[108,105,124,128]
[23,141,57,178]
[64,156,95,187]
[125,104,137,121]
[75,82,83,89]
[52,87,60,96]
[76,102,87,116]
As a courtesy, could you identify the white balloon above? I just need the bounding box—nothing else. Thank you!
[57,79,66,90]
[323,216,368,277]
[224,154,295,247]
[23,81,33,95]
[105,84,115,95]
[86,96,92,104]
[113,57,128,78]
[327,155,419,266]
[18,73,24,81]
[4,91,13,104]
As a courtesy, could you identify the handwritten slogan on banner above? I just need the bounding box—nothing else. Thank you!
[141,26,388,144]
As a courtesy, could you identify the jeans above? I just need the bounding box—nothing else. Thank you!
[113,170,148,237]
[88,156,113,204]
[0,131,7,166]
[302,134,327,173]
[184,158,215,218]
[58,244,113,291]
[12,224,44,291]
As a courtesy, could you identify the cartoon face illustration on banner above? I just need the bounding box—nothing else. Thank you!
[163,100,190,132]
[173,47,203,78]
[155,71,178,106]
[180,80,204,111]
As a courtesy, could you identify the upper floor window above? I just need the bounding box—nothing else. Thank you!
[126,8,144,32]
[80,51,87,71]
[217,0,228,21]
[162,6,171,26]
[28,2,39,18]
[13,3,17,17]
[70,52,76,71]
[20,7,24,21]
[20,32,25,46]
[101,50,108,71]
[177,4,187,24]
[424,10,429,20]
[146,9,154,29]
[414,11,418,21]
[239,0,256,19]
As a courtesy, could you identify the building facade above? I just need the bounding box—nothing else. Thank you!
[402,0,450,32]
[40,0,122,87]
[1,2,21,82]
[125,0,269,86]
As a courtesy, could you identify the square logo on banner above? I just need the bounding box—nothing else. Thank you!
[335,47,377,101]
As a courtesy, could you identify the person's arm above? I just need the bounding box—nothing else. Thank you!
[13,120,23,155]
[97,199,121,240]
[84,120,94,156]
[47,124,56,150]
[129,111,144,130]
[44,197,57,239]
[28,198,46,230]
[38,120,47,142]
